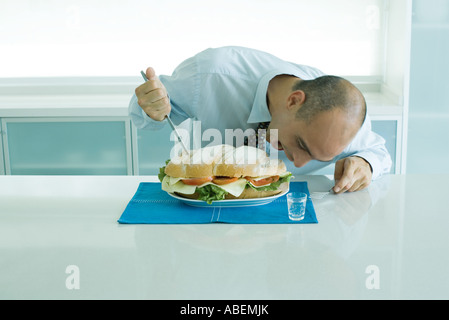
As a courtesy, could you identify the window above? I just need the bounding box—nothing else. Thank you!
[1,0,386,78]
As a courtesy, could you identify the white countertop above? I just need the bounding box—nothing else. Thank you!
[1,174,448,300]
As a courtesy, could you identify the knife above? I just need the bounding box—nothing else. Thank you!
[140,70,190,155]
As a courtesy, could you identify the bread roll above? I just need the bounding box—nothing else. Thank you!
[165,144,286,178]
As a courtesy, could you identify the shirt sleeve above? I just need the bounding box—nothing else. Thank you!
[339,114,392,180]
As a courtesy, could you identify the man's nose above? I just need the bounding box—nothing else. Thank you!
[293,153,311,168]
[269,140,283,151]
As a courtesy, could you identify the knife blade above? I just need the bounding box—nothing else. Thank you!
[140,70,189,155]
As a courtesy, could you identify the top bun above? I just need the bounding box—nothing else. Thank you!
[165,144,286,178]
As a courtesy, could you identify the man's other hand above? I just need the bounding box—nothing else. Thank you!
[333,156,372,193]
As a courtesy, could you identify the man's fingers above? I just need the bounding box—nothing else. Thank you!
[146,67,157,80]
[134,67,171,122]
[333,159,346,193]
[348,180,363,193]
[135,80,163,98]
[136,87,166,107]
[147,96,170,111]
[333,157,372,194]
[135,72,167,108]
[334,159,344,181]
[143,86,166,102]
[334,180,352,194]
[333,159,354,193]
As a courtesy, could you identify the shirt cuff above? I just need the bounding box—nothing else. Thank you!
[128,94,167,131]
[140,109,167,131]
[353,151,386,181]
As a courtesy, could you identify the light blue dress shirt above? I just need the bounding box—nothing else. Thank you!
[129,46,391,179]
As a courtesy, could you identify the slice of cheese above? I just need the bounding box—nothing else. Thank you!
[252,171,291,181]
[162,176,197,194]
[205,178,247,197]
[161,175,247,197]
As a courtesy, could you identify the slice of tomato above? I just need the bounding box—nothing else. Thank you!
[245,175,280,187]
[212,176,239,185]
[181,177,213,185]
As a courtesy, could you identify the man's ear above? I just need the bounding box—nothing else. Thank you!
[287,90,306,111]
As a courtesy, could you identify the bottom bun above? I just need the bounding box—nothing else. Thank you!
[175,182,289,201]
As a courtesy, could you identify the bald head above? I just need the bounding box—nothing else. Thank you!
[293,76,367,127]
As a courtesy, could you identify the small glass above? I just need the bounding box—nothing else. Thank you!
[287,192,308,221]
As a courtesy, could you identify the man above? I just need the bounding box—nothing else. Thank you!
[129,46,391,194]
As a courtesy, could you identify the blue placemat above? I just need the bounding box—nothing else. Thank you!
[118,182,318,224]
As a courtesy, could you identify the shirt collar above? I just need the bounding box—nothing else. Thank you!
[247,70,279,124]
[247,67,307,124]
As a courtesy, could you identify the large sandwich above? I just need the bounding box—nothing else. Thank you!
[159,144,292,204]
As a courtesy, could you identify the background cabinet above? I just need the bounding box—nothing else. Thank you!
[133,125,173,175]
[0,121,5,175]
[1,118,132,175]
[0,117,399,176]
[372,120,398,174]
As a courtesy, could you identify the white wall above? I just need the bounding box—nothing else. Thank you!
[0,0,386,78]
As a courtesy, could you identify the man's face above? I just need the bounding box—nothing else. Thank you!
[267,108,359,168]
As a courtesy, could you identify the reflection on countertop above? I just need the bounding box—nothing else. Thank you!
[133,175,393,299]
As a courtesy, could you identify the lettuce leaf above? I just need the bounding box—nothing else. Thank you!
[196,173,293,204]
[196,184,228,204]
[158,159,171,182]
